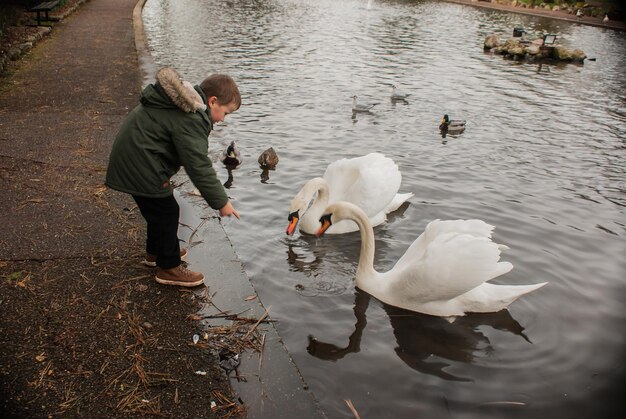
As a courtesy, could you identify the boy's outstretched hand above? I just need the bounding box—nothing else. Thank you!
[219,201,240,220]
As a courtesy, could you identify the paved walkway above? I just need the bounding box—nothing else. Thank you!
[0,0,140,261]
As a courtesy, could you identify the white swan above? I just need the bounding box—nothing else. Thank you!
[316,201,547,317]
[286,153,413,235]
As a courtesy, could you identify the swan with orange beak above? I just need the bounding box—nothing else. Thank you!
[313,201,547,317]
[285,153,413,236]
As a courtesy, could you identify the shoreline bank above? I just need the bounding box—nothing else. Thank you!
[443,0,626,31]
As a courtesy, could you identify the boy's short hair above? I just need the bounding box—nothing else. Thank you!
[200,74,241,110]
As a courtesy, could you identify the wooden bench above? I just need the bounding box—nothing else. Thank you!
[28,1,60,26]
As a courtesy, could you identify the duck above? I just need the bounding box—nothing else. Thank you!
[351,95,378,113]
[221,141,242,167]
[603,13,609,23]
[316,201,548,317]
[439,114,466,138]
[286,153,413,235]
[258,147,279,168]
[390,84,410,102]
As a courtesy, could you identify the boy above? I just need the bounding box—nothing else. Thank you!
[105,67,240,287]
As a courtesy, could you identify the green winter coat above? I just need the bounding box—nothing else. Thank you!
[105,67,228,210]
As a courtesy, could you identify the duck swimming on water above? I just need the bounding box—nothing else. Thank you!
[439,114,466,138]
[221,141,242,167]
[258,147,279,168]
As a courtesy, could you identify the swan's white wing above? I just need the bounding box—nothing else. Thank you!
[297,153,408,234]
[384,192,414,214]
[390,228,512,303]
[395,219,494,268]
[324,153,401,218]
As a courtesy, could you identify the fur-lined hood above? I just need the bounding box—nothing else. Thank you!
[107,67,228,209]
[154,67,207,113]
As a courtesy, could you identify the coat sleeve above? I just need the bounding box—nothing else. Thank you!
[173,115,229,210]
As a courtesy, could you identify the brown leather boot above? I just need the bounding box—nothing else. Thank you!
[143,248,188,267]
[155,265,204,287]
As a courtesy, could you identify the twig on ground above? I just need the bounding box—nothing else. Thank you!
[258,333,266,371]
[243,306,270,340]
[188,218,208,247]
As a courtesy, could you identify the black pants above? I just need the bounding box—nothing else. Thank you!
[132,194,181,269]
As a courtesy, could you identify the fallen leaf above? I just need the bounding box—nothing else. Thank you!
[245,295,257,301]
[16,274,32,288]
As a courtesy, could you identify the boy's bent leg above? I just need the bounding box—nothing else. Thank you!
[132,194,205,287]
[132,194,181,269]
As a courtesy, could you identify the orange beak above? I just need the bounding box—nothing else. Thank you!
[286,211,299,235]
[316,217,332,237]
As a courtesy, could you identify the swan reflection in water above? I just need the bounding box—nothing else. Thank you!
[287,244,323,274]
[307,289,530,382]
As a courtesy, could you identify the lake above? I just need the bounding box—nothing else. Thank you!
[142,0,626,417]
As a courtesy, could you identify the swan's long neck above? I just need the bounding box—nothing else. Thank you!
[307,178,329,216]
[297,178,330,233]
[349,206,378,282]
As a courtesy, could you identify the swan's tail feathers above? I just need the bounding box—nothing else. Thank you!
[464,282,548,313]
[498,281,548,307]
[444,316,458,324]
[385,192,414,213]
[488,261,514,282]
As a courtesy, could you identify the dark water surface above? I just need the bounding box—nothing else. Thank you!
[142,0,626,417]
